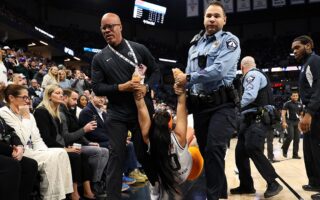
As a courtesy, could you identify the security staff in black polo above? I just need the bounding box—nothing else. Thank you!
[291,35,320,200]
[230,56,283,198]
[281,91,303,159]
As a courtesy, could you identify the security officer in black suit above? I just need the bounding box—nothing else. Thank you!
[291,35,320,200]
[281,91,303,159]
[230,56,283,198]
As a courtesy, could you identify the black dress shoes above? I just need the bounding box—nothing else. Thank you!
[230,186,256,194]
[302,185,320,192]
[264,181,283,198]
[312,193,320,200]
[292,155,301,159]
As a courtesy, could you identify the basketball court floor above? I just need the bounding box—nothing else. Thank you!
[117,137,313,200]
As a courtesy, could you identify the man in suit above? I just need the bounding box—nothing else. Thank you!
[79,92,109,148]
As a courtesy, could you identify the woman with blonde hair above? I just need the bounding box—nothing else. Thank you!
[34,84,96,200]
[41,65,58,88]
[58,69,71,89]
[0,84,73,200]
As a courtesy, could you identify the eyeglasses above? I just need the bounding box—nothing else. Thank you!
[16,95,30,101]
[100,24,120,31]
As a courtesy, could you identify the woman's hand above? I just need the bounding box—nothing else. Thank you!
[12,145,24,161]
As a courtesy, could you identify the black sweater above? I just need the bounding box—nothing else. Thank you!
[91,39,159,121]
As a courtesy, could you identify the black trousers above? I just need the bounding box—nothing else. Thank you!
[104,116,157,200]
[303,113,320,186]
[0,155,38,200]
[193,104,236,200]
[282,120,300,156]
[235,118,278,189]
[68,152,92,183]
[266,126,274,160]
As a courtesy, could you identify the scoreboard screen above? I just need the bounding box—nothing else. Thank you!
[133,0,167,26]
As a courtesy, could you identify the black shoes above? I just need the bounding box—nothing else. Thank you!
[230,186,256,194]
[268,158,280,163]
[282,151,287,158]
[312,193,320,200]
[264,181,283,198]
[302,185,320,192]
[292,155,301,159]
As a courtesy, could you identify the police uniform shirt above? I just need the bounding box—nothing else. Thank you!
[186,30,240,94]
[299,53,320,116]
[283,100,303,121]
[241,69,267,113]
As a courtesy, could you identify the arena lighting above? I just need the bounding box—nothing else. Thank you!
[64,47,74,56]
[290,53,294,56]
[261,68,269,72]
[39,40,48,46]
[64,58,71,62]
[83,47,101,53]
[286,66,299,71]
[28,42,36,47]
[73,56,81,61]
[271,67,283,72]
[34,26,55,39]
[159,58,177,63]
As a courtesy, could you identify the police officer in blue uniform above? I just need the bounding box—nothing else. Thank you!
[230,56,283,198]
[291,35,320,200]
[281,91,303,159]
[175,1,240,199]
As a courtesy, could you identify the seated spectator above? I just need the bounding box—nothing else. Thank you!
[0,84,73,200]
[10,73,24,85]
[33,63,46,84]
[41,65,58,88]
[0,116,38,200]
[79,93,109,148]
[28,79,43,109]
[77,94,89,118]
[0,49,7,86]
[13,57,30,80]
[71,70,90,95]
[34,84,98,199]
[60,88,109,197]
[83,89,92,100]
[58,69,71,89]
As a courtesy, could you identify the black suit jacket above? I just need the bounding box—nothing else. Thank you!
[33,106,65,148]
[79,102,109,148]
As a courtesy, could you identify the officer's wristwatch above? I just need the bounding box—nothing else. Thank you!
[186,74,191,82]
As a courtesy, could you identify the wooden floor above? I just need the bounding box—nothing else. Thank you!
[226,138,312,200]
[122,137,315,200]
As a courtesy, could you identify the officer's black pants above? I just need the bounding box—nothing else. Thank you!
[235,119,278,189]
[104,116,157,200]
[193,105,236,200]
[0,155,38,200]
[282,120,300,156]
[266,125,274,159]
[303,113,320,187]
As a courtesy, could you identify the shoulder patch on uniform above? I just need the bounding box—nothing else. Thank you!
[226,38,238,51]
[246,76,255,83]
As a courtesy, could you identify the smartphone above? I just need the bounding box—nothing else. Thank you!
[92,115,97,122]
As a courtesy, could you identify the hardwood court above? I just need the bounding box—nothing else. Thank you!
[122,137,314,200]
[226,137,312,200]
